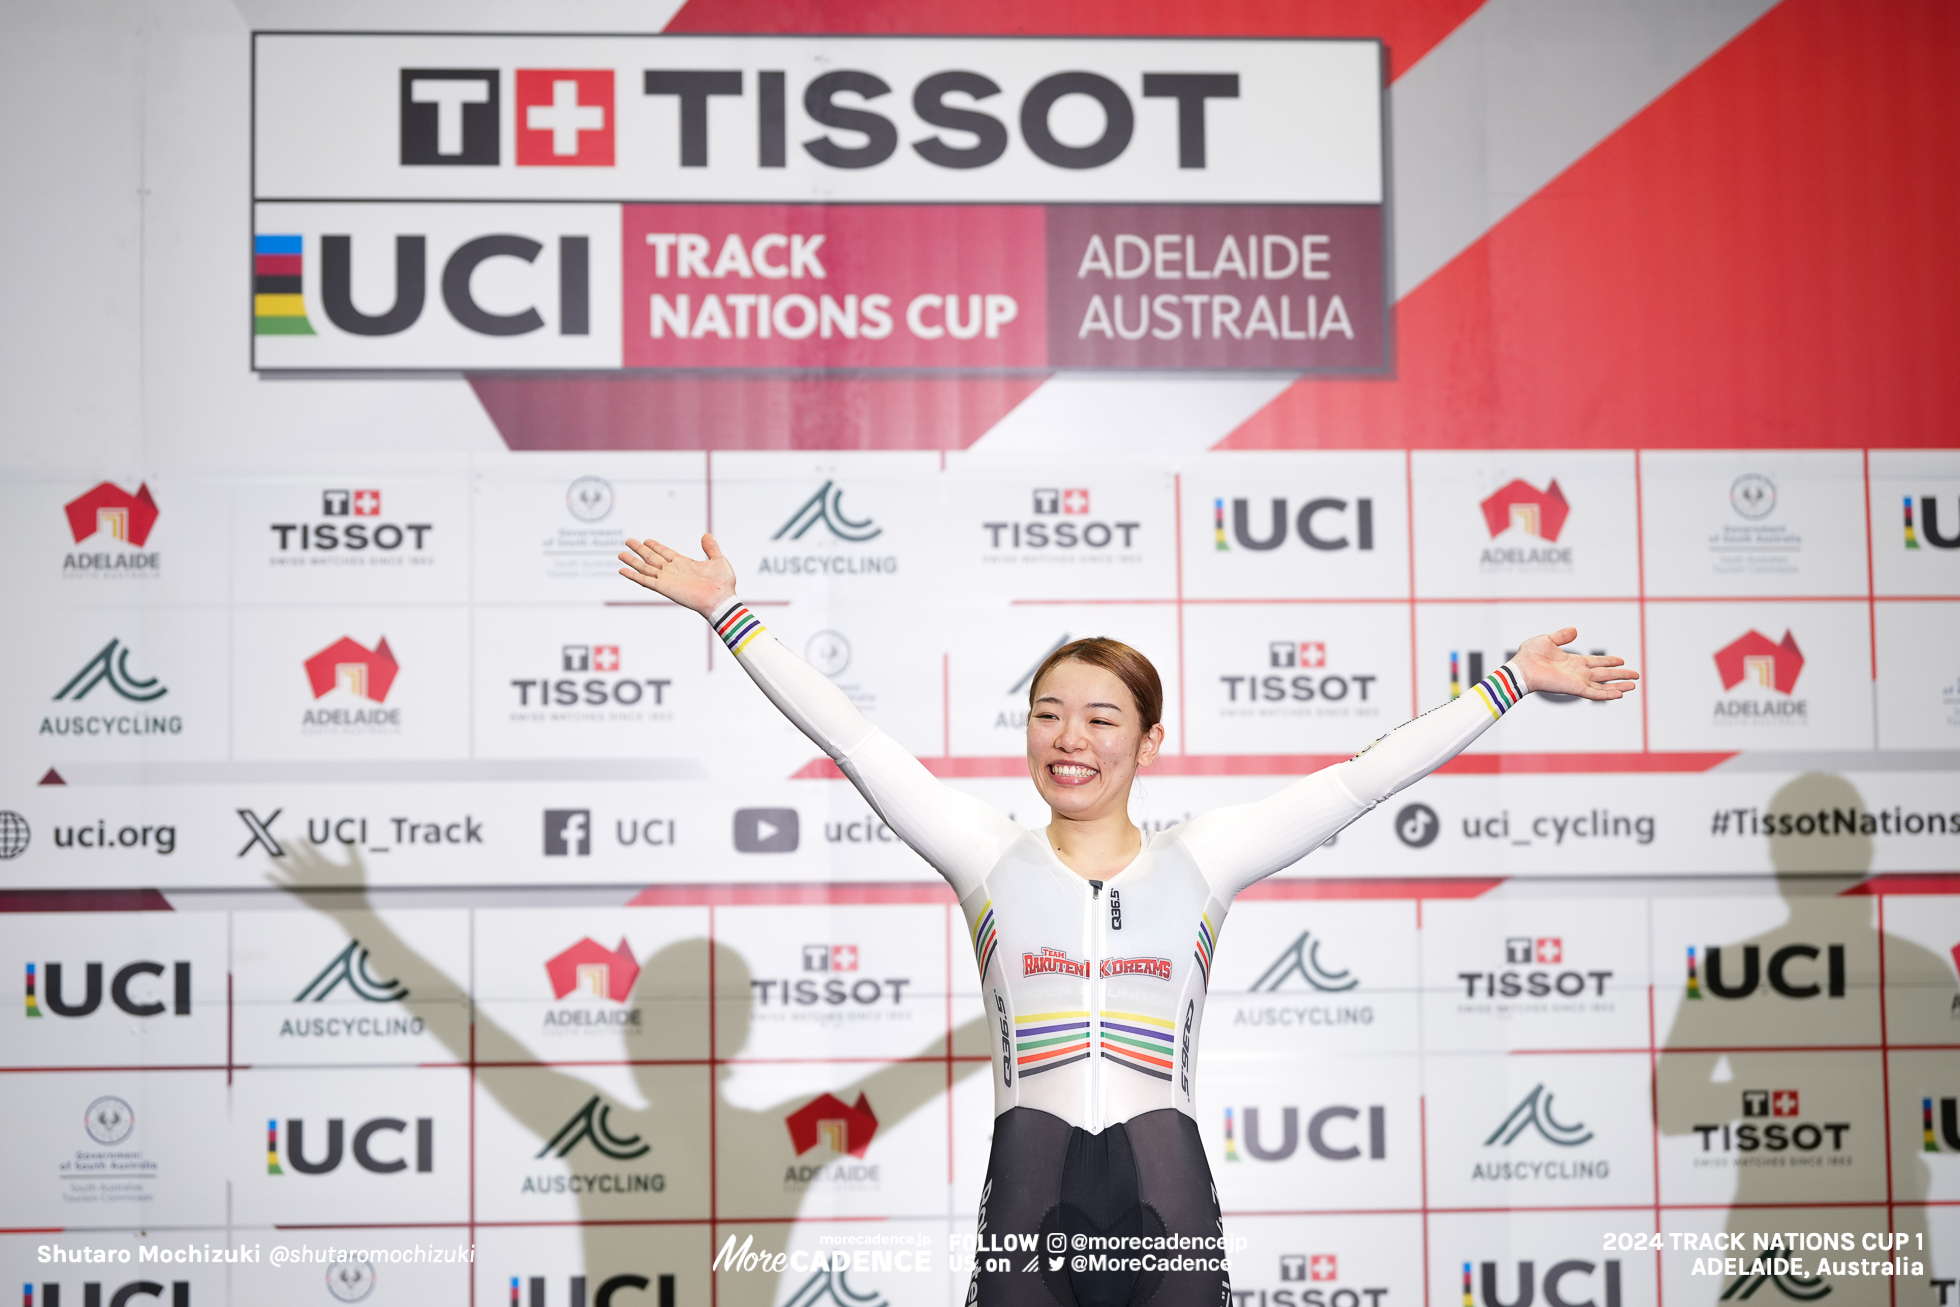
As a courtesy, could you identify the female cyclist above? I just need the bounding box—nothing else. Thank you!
[619,533,1637,1307]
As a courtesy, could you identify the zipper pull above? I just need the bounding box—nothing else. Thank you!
[1089,879,1102,898]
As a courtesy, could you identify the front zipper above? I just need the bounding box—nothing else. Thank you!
[1085,875,1104,1132]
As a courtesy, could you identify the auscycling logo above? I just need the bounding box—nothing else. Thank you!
[1483,1084,1593,1147]
[539,1095,651,1160]
[1249,931,1358,994]
[759,482,895,579]
[521,1094,665,1197]
[41,639,182,738]
[296,941,410,1002]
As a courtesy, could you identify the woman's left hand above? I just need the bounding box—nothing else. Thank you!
[1510,627,1640,699]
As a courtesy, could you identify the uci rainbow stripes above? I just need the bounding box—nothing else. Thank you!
[1471,665,1525,721]
[1099,1010,1176,1081]
[1015,1011,1091,1076]
[972,901,999,980]
[714,603,764,657]
[1192,913,1217,988]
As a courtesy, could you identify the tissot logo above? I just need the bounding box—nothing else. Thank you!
[544,809,592,856]
[1459,937,1611,1000]
[516,70,615,166]
[268,490,433,557]
[266,1116,433,1175]
[1904,494,1960,549]
[25,960,191,1018]
[1464,1261,1620,1307]
[545,937,639,1001]
[1282,1254,1336,1283]
[1211,496,1373,551]
[539,1094,650,1160]
[982,487,1139,552]
[511,644,671,710]
[1220,639,1376,706]
[1684,943,1846,1000]
[774,480,882,542]
[752,942,911,1008]
[1485,1084,1592,1147]
[804,944,858,972]
[1249,931,1359,993]
[400,69,500,165]
[1223,1104,1385,1162]
[787,1092,878,1157]
[65,481,160,546]
[295,940,409,1003]
[1690,1089,1849,1155]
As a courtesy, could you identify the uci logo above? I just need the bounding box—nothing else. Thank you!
[1224,1105,1385,1162]
[26,961,190,1018]
[266,1117,434,1175]
[310,232,591,339]
[1466,1261,1620,1307]
[1685,944,1846,1000]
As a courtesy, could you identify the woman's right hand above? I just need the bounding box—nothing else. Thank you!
[618,533,738,617]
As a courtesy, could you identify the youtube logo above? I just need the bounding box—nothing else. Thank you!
[733,807,799,853]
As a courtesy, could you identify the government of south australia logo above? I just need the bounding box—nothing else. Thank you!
[1484,1083,1592,1146]
[1249,931,1358,993]
[538,1094,649,1159]
[295,940,409,1002]
[55,639,166,702]
[84,1095,136,1145]
[775,481,881,542]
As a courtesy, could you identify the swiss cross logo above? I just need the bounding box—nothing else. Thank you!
[516,70,614,166]
[1311,1256,1338,1283]
[1032,488,1091,515]
[353,490,381,516]
[1061,488,1091,515]
[592,645,619,672]
[1535,937,1563,964]
[1299,641,1326,668]
[1772,1089,1800,1117]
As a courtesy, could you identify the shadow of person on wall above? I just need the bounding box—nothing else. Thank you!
[270,842,988,1307]
[1658,773,1931,1301]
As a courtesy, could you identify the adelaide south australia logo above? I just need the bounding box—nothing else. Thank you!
[62,481,160,578]
[303,635,400,732]
[784,1093,879,1191]
[1478,478,1571,570]
[1712,629,1806,723]
[43,637,181,739]
[542,937,643,1035]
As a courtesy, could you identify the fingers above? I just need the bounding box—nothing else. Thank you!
[1547,626,1579,646]
[702,532,725,560]
[616,565,659,591]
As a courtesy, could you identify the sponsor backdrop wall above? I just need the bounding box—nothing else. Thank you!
[2,3,1957,1307]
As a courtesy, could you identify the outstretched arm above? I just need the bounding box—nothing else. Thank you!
[620,534,1019,900]
[1179,628,1637,901]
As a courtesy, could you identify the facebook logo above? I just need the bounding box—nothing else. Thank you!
[400,68,500,165]
[544,808,591,856]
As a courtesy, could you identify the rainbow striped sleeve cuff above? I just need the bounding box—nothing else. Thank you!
[1471,663,1527,721]
[711,599,765,657]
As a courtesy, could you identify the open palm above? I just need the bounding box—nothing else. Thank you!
[1510,627,1640,700]
[618,533,737,616]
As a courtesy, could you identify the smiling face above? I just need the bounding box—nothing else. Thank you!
[1025,658,1164,821]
